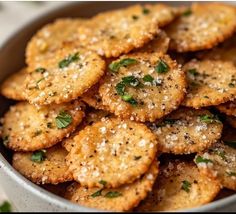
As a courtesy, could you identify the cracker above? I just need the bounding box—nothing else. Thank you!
[12,144,73,184]
[147,107,223,154]
[2,100,84,151]
[62,109,112,152]
[182,59,236,109]
[77,4,176,58]
[216,100,236,117]
[1,68,27,100]
[136,159,220,211]
[165,3,236,52]
[195,141,236,191]
[26,18,86,67]
[64,160,158,211]
[24,44,105,105]
[66,118,158,188]
[134,30,170,54]
[99,52,186,122]
[81,83,107,110]
[198,34,236,65]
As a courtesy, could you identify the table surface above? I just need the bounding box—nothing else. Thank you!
[0,1,65,208]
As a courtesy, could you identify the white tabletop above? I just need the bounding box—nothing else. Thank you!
[0,1,65,208]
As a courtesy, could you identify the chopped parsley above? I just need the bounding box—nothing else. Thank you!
[164,119,178,125]
[143,74,154,83]
[142,8,150,15]
[99,180,107,186]
[36,78,45,84]
[229,83,235,88]
[2,136,9,146]
[0,201,12,212]
[181,180,191,193]
[122,75,141,87]
[31,150,46,163]
[224,141,236,149]
[91,189,103,198]
[226,171,236,177]
[155,59,169,73]
[199,115,221,124]
[35,67,46,74]
[195,156,213,164]
[55,111,72,129]
[121,94,138,106]
[109,58,138,73]
[188,68,199,76]
[58,52,79,69]
[182,9,192,16]
[104,191,122,198]
[115,82,126,96]
[134,156,142,160]
[212,149,227,161]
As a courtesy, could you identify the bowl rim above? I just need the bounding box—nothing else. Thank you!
[0,1,235,212]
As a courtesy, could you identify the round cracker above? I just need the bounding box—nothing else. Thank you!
[182,59,236,109]
[24,44,105,105]
[147,107,223,154]
[66,118,158,188]
[136,159,220,211]
[216,100,236,117]
[77,4,176,58]
[1,68,27,100]
[2,100,85,151]
[62,109,112,152]
[195,141,236,191]
[26,18,87,67]
[99,52,186,122]
[12,144,73,184]
[134,30,170,54]
[165,3,236,52]
[81,83,107,110]
[64,160,159,211]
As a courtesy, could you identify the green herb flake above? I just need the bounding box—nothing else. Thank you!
[181,180,191,193]
[31,150,46,163]
[35,67,46,74]
[142,8,150,15]
[188,68,199,76]
[155,59,169,74]
[104,191,122,198]
[224,141,236,149]
[199,115,221,124]
[121,94,138,106]
[134,156,142,160]
[229,83,235,88]
[0,201,12,212]
[226,171,236,177]
[2,136,9,146]
[99,180,107,186]
[59,52,80,69]
[109,58,138,73]
[36,78,45,84]
[47,122,53,129]
[195,156,213,164]
[182,9,192,16]
[55,111,72,129]
[164,119,178,125]
[91,189,102,198]
[122,75,140,87]
[115,82,126,96]
[143,74,154,83]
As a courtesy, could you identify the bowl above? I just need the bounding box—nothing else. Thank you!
[0,1,235,212]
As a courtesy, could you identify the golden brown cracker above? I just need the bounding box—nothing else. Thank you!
[195,141,236,191]
[66,118,158,188]
[65,160,158,211]
[26,18,87,67]
[216,100,236,117]
[12,144,73,184]
[165,3,236,52]
[136,159,220,211]
[77,4,176,58]
[147,108,223,154]
[182,59,236,109]
[2,100,84,151]
[1,68,27,100]
[24,44,105,105]
[99,52,186,122]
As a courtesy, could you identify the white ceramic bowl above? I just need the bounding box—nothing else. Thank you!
[0,1,236,212]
